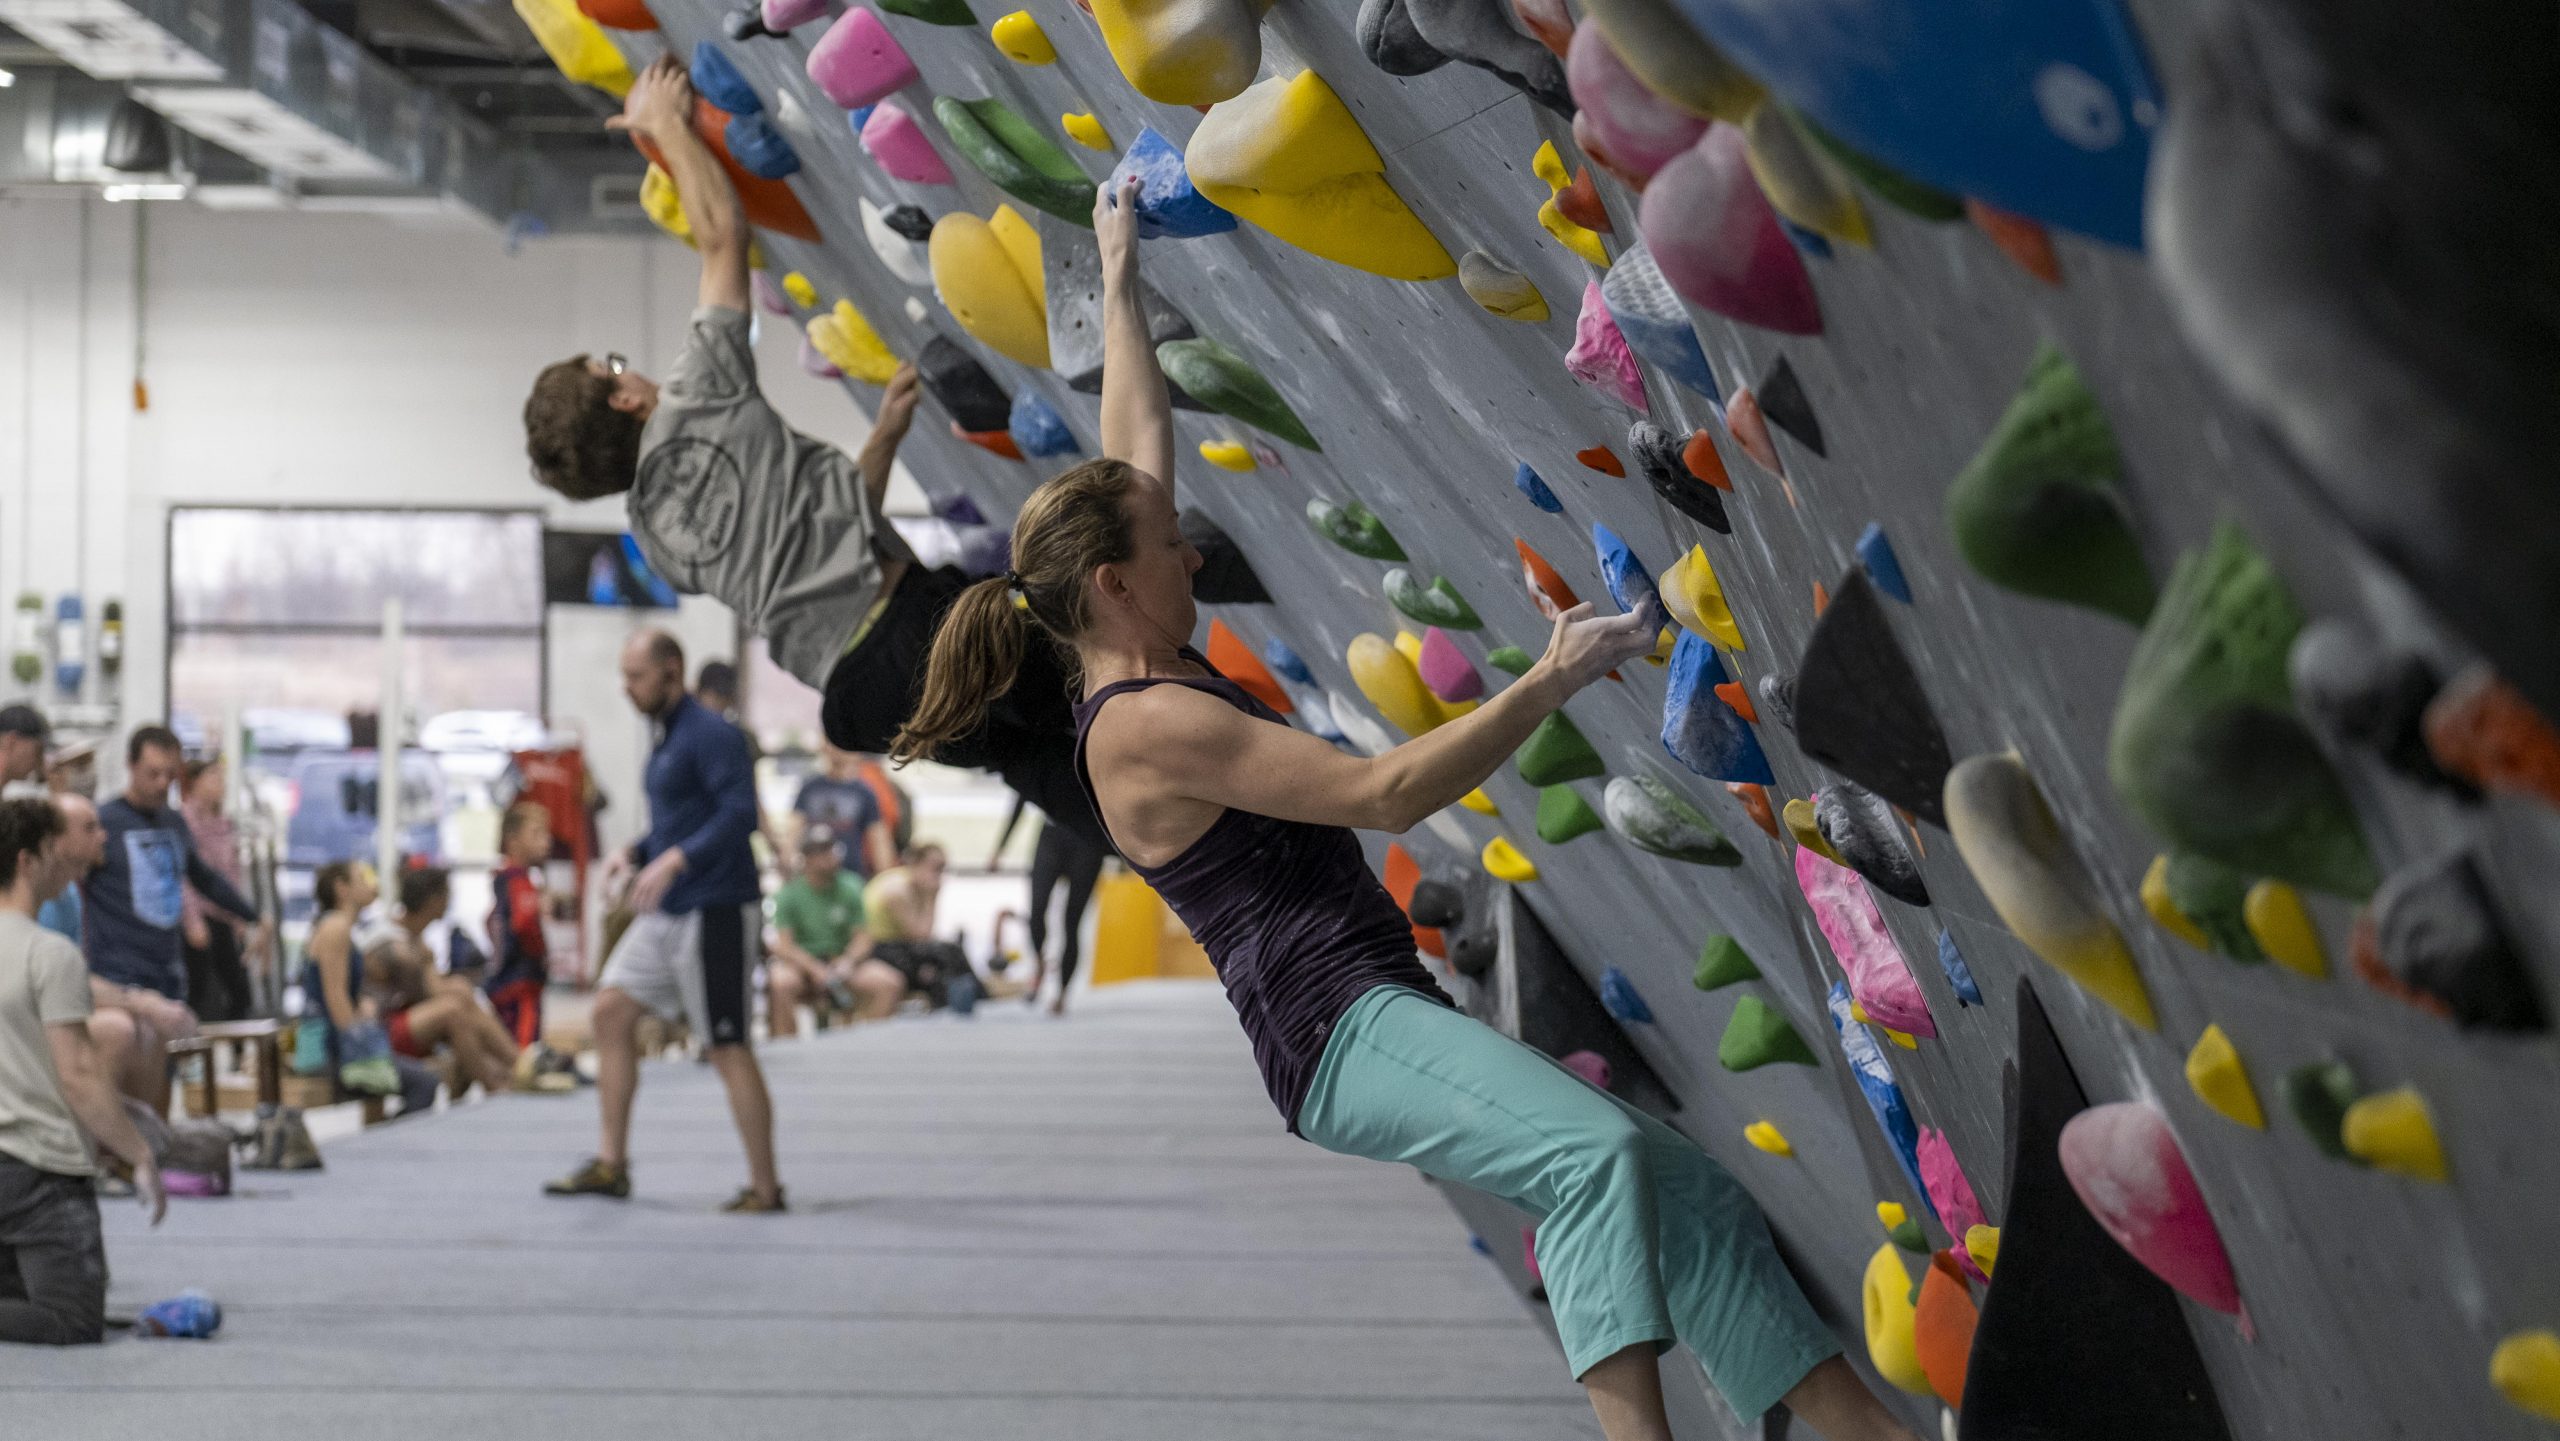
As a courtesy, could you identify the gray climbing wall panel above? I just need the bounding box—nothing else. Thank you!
[583,1,2560,1435]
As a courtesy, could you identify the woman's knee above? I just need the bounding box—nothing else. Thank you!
[1561,1115,1653,1196]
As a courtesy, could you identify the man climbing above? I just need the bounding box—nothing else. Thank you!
[519,55,1108,854]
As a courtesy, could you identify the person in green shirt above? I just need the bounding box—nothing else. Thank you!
[767,829,905,1035]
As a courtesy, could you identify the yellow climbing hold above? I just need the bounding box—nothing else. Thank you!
[1198,439,1257,471]
[513,0,633,96]
[1645,625,1676,666]
[781,272,818,309]
[2139,854,2211,950]
[1482,836,1539,883]
[1862,1244,1933,1395]
[1348,633,1444,737]
[1963,1225,2000,1277]
[1394,631,1478,724]
[2183,1024,2265,1129]
[991,9,1056,64]
[2492,1330,2560,1421]
[1188,72,1456,281]
[1848,999,1920,1049]
[2342,1087,2449,1183]
[1745,1121,1793,1156]
[1533,141,1610,267]
[1663,545,1745,650]
[928,207,1050,369]
[1783,798,1845,864]
[1741,102,1871,248]
[1876,1201,1908,1231]
[1091,0,1271,106]
[806,300,898,384]
[639,164,691,242]
[2244,878,2328,979]
[1061,111,1114,151]
[1460,788,1499,816]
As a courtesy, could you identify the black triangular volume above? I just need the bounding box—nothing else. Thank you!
[1960,980,2233,1441]
[1793,568,1954,828]
[1632,421,1731,533]
[1501,891,1680,1116]
[1180,509,1272,605]
[1757,355,1825,457]
[916,336,1012,434]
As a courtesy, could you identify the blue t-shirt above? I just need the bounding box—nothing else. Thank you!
[87,796,258,1000]
[630,695,760,914]
[37,886,82,945]
[791,775,881,876]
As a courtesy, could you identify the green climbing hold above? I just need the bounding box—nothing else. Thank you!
[1604,774,1741,865]
[1797,112,1964,222]
[1517,711,1604,786]
[2109,523,2378,898]
[2283,1060,2364,1163]
[1888,1217,1931,1254]
[1720,994,1818,1070]
[1306,499,1405,560]
[1488,646,1535,677]
[880,0,975,22]
[932,96,1097,226]
[1157,338,1321,451]
[1385,570,1482,630]
[1537,785,1605,844]
[1693,934,1760,990]
[1945,345,2155,626]
[2161,852,2266,963]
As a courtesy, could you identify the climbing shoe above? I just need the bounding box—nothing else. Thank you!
[543,1158,630,1199]
[136,1290,223,1339]
[720,1185,788,1214]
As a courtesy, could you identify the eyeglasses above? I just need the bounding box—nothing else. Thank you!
[603,352,629,377]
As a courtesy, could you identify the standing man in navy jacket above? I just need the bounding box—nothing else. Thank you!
[546,630,783,1212]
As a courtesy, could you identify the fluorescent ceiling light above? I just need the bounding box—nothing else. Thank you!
[102,181,188,201]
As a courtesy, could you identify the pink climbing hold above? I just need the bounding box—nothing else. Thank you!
[1917,1128,1990,1283]
[798,334,842,378]
[859,101,950,184]
[807,7,917,111]
[753,270,792,316]
[1724,386,1783,476]
[1521,1224,1543,1281]
[1564,23,1707,188]
[1566,282,1649,413]
[2058,1102,2243,1316]
[1560,1050,1612,1089]
[763,0,829,30]
[1639,126,1822,336]
[1795,844,1936,1038]
[1418,627,1484,703]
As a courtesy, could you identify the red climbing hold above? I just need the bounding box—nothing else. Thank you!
[576,0,658,29]
[1912,1251,1979,1407]
[1516,539,1584,620]
[2424,666,2560,810]
[1556,163,1612,235]
[633,101,820,241]
[1206,618,1294,715]
[1968,199,2062,286]
[1576,445,1625,476]
[1682,430,1734,491]
[1713,681,1757,723]
[1725,387,1784,476]
[1512,0,1572,57]
[1382,842,1447,959]
[953,424,1023,459]
[1728,782,1779,838]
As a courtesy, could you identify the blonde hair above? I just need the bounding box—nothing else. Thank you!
[892,459,1142,763]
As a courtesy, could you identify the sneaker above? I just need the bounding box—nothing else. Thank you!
[136,1290,222,1339]
[339,1057,399,1097]
[528,1069,578,1095]
[719,1185,787,1214]
[543,1158,631,1199]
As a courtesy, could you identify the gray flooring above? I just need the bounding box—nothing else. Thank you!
[5,982,1600,1440]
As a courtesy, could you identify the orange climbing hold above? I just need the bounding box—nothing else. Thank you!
[2424,666,2560,810]
[1724,386,1783,475]
[1381,841,1447,959]
[1811,581,1830,616]
[633,101,821,241]
[576,0,657,29]
[1713,680,1757,723]
[1682,430,1733,491]
[1206,619,1293,715]
[1727,782,1778,838]
[1912,1251,1978,1407]
[1556,163,1612,234]
[1968,198,2061,286]
[954,425,1023,459]
[1577,445,1625,476]
[1515,539,1583,620]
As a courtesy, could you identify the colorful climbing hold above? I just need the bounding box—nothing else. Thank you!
[1847,524,1914,608]
[1963,1224,2000,1277]
[1742,103,1871,250]
[2341,1087,2449,1183]
[2284,1061,2362,1161]
[2161,852,2267,964]
[1517,711,1604,785]
[2241,879,2327,979]
[1934,929,1982,1005]
[1305,499,1405,560]
[1719,993,1816,1070]
[1513,461,1562,513]
[1590,523,1659,617]
[1604,774,1740,864]
[2491,1331,2560,1422]
[1458,788,1499,816]
[1347,633,1444,737]
[1460,252,1551,323]
[1945,343,2153,625]
[1533,140,1613,259]
[1663,635,1774,784]
[1557,1049,1610,1089]
[1599,243,1722,403]
[1482,836,1540,883]
[1912,1251,1978,1406]
[2424,665,2560,811]
[805,300,899,384]
[859,101,953,184]
[1576,446,1624,476]
[1487,646,1535,677]
[1722,386,1784,476]
[1862,1244,1933,1396]
[1417,627,1483,702]
[1514,540,1582,620]
[780,271,818,309]
[954,425,1024,459]
[2357,848,2544,1030]
[2059,1102,2242,1315]
[936,95,1098,226]
[1564,20,1708,185]
[1089,0,1268,105]
[930,209,1050,368]
[1189,72,1456,280]
[1109,127,1238,240]
[806,8,917,110]
[1630,422,1729,533]
[1713,682,1756,724]
[1384,571,1482,631]
[1598,967,1652,1022]
[1159,337,1320,450]
[1782,797,1842,863]
[1061,111,1113,151]
[2139,853,2212,950]
[1799,844,1936,1037]
[1727,781,1779,838]
[1829,989,1928,1209]
[1744,1121,1793,1156]
[1567,283,1648,412]
[1008,391,1079,457]
[1814,784,1930,906]
[2289,622,2475,798]
[2183,1024,2264,1130]
[1945,752,2158,1030]
[990,8,1054,60]
[1793,570,1955,828]
[1692,934,1758,990]
[1639,126,1822,335]
[1536,785,1604,844]
[858,200,934,286]
[1967,199,2061,286]
[1657,546,1743,651]
[1878,1200,1926,1252]
[2109,523,2377,897]
[1198,439,1256,471]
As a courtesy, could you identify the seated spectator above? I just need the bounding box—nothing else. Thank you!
[177,758,252,1024]
[767,829,903,1035]
[2,796,164,1347]
[364,867,544,1096]
[295,863,408,1106]
[862,844,981,1012]
[791,744,894,879]
[39,794,180,1109]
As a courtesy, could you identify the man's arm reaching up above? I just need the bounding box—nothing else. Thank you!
[613,56,751,315]
[857,364,923,516]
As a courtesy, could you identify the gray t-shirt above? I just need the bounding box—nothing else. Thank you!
[0,911,97,1177]
[629,306,915,688]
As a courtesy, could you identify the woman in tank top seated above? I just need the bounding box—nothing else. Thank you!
[889,177,1924,1441]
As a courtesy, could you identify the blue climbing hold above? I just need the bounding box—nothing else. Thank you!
[690,42,763,115]
[933,492,989,527]
[1780,219,1833,259]
[1514,461,1562,513]
[1935,928,1982,1006]
[1826,982,1932,1216]
[846,104,877,134]
[1469,1234,1492,1257]
[1264,637,1314,686]
[1592,523,1660,617]
[723,113,800,179]
[1108,128,1238,240]
[1008,391,1080,457]
[1662,633,1777,784]
[1600,966,1654,1024]
[1600,246,1722,405]
[1856,522,1913,604]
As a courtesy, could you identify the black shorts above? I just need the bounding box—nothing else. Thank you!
[820,566,1113,856]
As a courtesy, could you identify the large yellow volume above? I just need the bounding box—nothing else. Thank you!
[1188,72,1457,282]
[514,0,633,95]
[928,207,1050,369]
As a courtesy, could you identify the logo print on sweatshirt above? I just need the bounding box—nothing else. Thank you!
[633,438,744,566]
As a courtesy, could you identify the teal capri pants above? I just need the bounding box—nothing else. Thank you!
[1297,984,1840,1422]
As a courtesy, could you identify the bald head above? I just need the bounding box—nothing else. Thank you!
[621,627,687,717]
[51,792,104,883]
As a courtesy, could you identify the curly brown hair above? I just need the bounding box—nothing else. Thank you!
[524,356,643,500]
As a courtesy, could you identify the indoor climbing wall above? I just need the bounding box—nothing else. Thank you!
[525,0,2560,1434]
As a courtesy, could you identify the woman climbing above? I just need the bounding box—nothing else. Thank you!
[891,175,1924,1441]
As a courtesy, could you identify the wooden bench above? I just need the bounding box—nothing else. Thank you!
[165,1019,283,1119]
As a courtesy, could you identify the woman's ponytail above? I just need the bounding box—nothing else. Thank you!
[892,577,1029,765]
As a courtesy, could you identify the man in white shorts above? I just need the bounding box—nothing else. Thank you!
[545,630,783,1212]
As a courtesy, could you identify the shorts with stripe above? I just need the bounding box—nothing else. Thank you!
[599,903,757,1049]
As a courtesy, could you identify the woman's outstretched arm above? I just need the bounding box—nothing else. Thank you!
[1095,175,1177,491]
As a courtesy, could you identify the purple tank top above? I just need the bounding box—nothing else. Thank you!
[1074,655,1452,1131]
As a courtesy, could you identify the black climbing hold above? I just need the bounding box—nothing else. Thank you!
[1360,0,1571,115]
[882,203,934,242]
[1407,878,1465,930]
[1814,783,1931,906]
[2289,621,2477,798]
[2283,1061,2363,1162]
[1631,422,1729,533]
[1756,356,1825,456]
[1961,979,2234,1441]
[722,5,773,40]
[1497,896,1680,1116]
[916,337,1011,434]
[1793,569,1955,829]
[2366,848,2547,1031]
[1180,510,1271,605]
[1356,0,1448,75]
